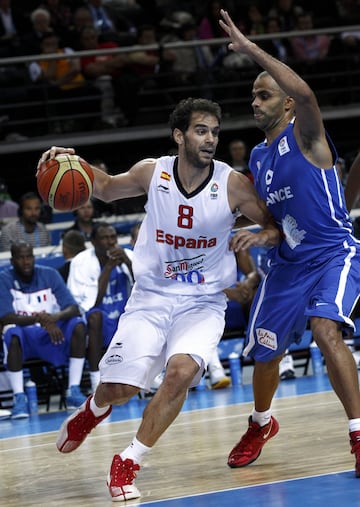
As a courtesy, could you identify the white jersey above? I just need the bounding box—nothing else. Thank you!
[67,247,133,315]
[132,155,237,295]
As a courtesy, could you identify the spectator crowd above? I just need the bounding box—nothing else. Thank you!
[0,0,359,138]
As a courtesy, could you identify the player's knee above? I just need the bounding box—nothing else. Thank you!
[8,334,21,351]
[312,318,342,353]
[164,355,200,390]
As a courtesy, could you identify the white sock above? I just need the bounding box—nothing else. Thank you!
[90,370,101,392]
[349,418,360,433]
[68,357,86,389]
[120,437,151,465]
[7,370,24,394]
[208,347,223,371]
[252,408,272,427]
[90,396,110,417]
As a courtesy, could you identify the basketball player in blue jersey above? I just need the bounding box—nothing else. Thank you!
[0,243,87,417]
[37,97,280,501]
[219,9,360,477]
[67,222,134,393]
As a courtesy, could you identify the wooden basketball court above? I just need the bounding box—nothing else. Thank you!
[0,374,357,506]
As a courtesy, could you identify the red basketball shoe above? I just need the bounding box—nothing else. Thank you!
[56,395,112,453]
[107,454,141,501]
[228,415,279,468]
[350,430,360,477]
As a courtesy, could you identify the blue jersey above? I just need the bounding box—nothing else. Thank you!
[0,264,77,318]
[86,267,129,344]
[98,267,128,318]
[250,121,354,264]
[244,120,360,361]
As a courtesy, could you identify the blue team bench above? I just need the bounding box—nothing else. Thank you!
[48,212,145,245]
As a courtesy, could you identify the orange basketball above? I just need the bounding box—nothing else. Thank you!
[37,154,94,211]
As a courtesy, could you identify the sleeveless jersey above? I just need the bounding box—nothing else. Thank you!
[132,155,237,295]
[249,121,355,264]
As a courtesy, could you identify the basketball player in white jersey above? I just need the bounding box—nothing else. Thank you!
[219,10,360,478]
[37,97,280,501]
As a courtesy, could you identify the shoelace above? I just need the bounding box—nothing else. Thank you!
[111,456,140,486]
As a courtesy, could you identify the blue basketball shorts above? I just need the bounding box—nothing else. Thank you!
[244,249,360,361]
[2,317,85,367]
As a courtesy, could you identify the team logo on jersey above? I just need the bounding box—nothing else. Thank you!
[164,254,206,284]
[210,182,219,199]
[256,328,277,350]
[282,213,306,249]
[265,168,274,193]
[160,171,171,181]
[104,354,123,365]
[278,136,290,156]
[157,184,169,193]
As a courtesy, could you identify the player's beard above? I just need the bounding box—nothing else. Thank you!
[183,139,213,170]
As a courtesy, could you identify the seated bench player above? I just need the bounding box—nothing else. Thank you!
[0,242,87,418]
[67,222,133,392]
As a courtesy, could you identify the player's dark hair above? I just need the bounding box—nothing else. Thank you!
[90,221,116,240]
[169,97,221,135]
[62,230,86,255]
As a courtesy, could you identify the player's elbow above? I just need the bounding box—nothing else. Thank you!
[93,178,114,202]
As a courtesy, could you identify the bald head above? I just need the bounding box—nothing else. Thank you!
[11,241,33,258]
[254,71,287,98]
[251,71,295,137]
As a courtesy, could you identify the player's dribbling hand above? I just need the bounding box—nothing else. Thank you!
[36,146,75,175]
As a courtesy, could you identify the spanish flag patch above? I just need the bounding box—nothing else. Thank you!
[160,171,171,181]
